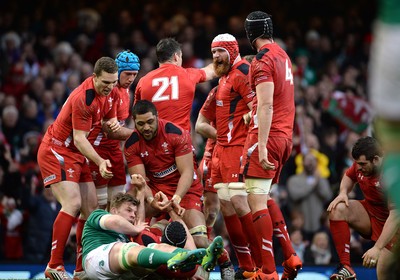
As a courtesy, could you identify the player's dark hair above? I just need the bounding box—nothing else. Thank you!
[244,11,273,48]
[351,136,383,161]
[110,193,139,209]
[156,38,182,63]
[132,100,158,118]
[94,57,118,76]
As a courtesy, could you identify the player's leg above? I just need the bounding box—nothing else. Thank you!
[377,248,395,280]
[45,180,81,280]
[74,165,99,277]
[329,200,371,279]
[38,143,83,280]
[183,208,209,248]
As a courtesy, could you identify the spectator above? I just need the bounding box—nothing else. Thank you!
[287,152,332,241]
[0,196,24,260]
[23,183,60,263]
[304,231,334,265]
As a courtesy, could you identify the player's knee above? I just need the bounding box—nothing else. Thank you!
[329,202,349,219]
[205,211,218,226]
[215,183,230,201]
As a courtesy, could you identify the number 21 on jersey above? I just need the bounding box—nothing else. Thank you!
[151,76,179,102]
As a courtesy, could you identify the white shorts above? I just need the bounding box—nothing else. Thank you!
[369,21,400,119]
[84,242,120,280]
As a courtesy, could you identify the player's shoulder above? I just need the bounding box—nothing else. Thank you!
[88,209,108,220]
[70,77,98,106]
[159,119,183,136]
[255,48,271,61]
[234,60,250,76]
[124,130,141,149]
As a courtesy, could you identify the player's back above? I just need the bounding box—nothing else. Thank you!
[249,43,295,139]
[135,64,206,131]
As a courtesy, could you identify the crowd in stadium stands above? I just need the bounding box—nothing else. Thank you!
[0,0,377,266]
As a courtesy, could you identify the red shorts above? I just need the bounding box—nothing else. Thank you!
[89,146,127,187]
[360,200,398,250]
[199,155,214,193]
[240,134,292,184]
[211,144,243,184]
[150,181,203,212]
[37,140,92,187]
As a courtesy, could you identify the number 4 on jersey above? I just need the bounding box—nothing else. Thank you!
[285,59,293,85]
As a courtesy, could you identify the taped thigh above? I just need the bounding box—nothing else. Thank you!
[214,183,230,201]
[228,182,248,198]
[119,242,139,271]
[96,187,108,206]
[245,178,273,194]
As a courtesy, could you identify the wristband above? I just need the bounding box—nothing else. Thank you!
[172,194,182,204]
[146,197,154,204]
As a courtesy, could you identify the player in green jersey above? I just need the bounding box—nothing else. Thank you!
[81,174,224,279]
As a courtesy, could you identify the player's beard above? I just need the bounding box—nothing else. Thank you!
[142,123,158,141]
[213,59,230,77]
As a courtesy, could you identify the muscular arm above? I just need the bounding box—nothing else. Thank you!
[362,208,399,267]
[103,122,133,141]
[100,213,143,236]
[195,113,216,139]
[127,165,153,201]
[338,174,356,195]
[201,63,217,81]
[327,174,355,211]
[175,152,194,199]
[73,129,104,166]
[374,209,399,250]
[256,82,275,169]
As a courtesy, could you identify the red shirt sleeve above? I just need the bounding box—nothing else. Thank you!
[200,87,217,122]
[345,162,357,182]
[171,129,193,157]
[72,94,93,132]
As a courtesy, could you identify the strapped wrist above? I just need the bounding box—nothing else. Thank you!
[172,194,182,204]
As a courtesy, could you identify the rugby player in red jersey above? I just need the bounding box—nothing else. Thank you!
[37,57,121,280]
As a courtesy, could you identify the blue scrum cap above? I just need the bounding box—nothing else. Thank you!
[115,50,140,78]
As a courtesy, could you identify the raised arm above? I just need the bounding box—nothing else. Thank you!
[201,63,217,81]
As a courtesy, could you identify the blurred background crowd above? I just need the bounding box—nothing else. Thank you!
[0,0,377,267]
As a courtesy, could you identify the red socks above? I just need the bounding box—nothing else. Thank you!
[75,218,86,272]
[330,220,351,266]
[267,199,295,259]
[48,211,76,268]
[252,209,276,274]
[239,212,263,268]
[223,214,254,271]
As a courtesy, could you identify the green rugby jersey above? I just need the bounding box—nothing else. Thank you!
[82,209,131,263]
